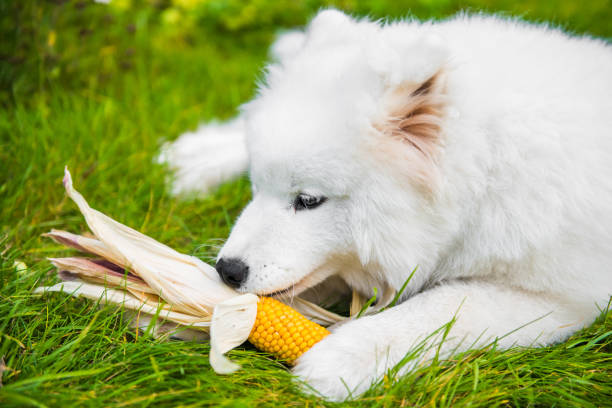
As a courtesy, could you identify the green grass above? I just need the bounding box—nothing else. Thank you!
[1,0,611,406]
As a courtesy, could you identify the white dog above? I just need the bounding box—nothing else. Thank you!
[160,10,612,401]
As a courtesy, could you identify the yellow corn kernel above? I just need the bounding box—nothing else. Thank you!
[248,297,330,364]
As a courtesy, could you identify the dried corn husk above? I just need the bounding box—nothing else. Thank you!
[36,168,395,373]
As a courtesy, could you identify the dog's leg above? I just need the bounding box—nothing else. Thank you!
[157,117,248,196]
[293,280,593,401]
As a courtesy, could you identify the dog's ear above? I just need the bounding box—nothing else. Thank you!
[305,9,362,47]
[270,30,306,62]
[372,69,447,193]
[380,69,446,160]
[269,10,354,63]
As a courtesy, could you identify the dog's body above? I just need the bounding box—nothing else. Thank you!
[162,11,612,400]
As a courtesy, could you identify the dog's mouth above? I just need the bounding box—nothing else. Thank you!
[254,263,337,298]
[249,254,359,300]
[263,287,295,297]
[256,274,312,298]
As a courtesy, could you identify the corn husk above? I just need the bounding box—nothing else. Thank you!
[36,168,395,373]
[35,169,341,372]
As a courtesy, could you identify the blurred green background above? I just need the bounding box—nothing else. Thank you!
[0,1,611,407]
[2,0,611,108]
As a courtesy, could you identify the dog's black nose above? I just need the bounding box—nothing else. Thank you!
[216,257,249,288]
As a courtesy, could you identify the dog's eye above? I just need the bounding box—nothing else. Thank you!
[293,194,327,211]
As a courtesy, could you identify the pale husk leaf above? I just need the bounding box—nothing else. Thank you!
[61,167,237,316]
[44,229,127,267]
[35,281,211,327]
[48,257,155,294]
[209,294,258,374]
[285,297,346,326]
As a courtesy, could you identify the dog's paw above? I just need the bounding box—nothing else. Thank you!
[292,320,390,401]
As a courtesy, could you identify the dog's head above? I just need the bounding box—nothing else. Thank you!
[216,10,450,296]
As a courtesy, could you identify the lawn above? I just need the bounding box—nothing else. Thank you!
[1,0,611,406]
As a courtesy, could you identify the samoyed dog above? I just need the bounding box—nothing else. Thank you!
[160,10,612,400]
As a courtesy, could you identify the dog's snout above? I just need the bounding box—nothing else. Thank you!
[216,257,249,288]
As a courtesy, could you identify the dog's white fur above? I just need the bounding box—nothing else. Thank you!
[162,10,612,401]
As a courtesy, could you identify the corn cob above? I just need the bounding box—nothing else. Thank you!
[249,297,330,364]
